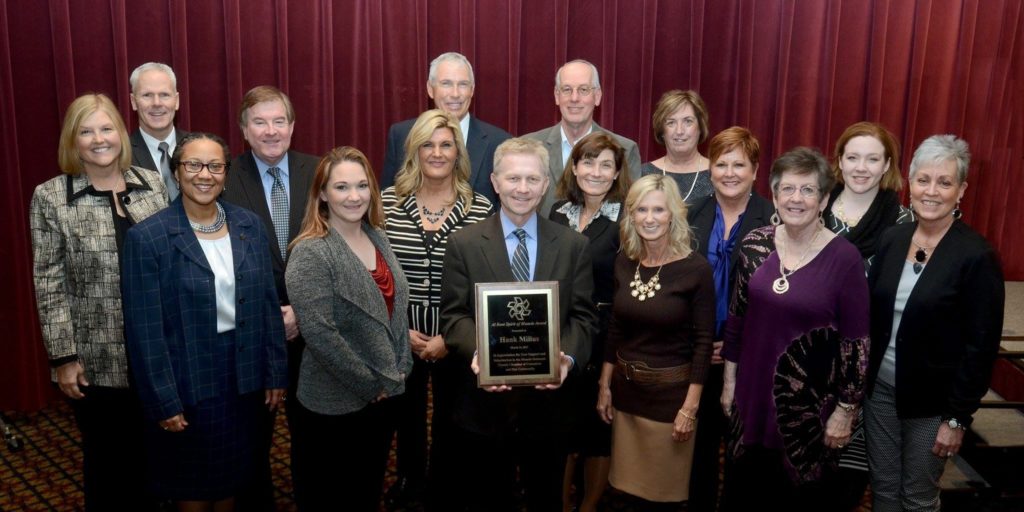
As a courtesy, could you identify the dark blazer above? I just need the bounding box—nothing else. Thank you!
[380,115,511,204]
[129,128,188,173]
[522,122,642,217]
[122,199,288,422]
[687,193,774,294]
[223,150,319,303]
[549,200,622,366]
[439,214,598,436]
[866,221,1004,426]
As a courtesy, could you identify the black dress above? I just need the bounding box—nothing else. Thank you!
[549,199,621,456]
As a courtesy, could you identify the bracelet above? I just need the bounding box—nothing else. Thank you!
[677,410,697,421]
[836,401,858,413]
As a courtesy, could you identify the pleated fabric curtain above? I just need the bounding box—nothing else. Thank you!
[1,0,1022,411]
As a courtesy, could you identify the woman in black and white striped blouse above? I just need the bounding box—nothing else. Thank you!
[381,109,493,508]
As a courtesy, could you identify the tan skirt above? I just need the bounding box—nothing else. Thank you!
[608,408,696,502]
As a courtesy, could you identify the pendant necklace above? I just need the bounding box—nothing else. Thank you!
[421,205,447,225]
[773,227,822,294]
[911,237,934,274]
[630,249,669,301]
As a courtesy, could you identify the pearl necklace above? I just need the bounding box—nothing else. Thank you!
[190,202,226,233]
[772,227,822,294]
[833,195,863,227]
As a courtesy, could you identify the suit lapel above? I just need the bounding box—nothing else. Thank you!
[287,151,312,241]
[226,203,254,273]
[543,126,563,182]
[466,117,487,189]
[327,228,392,328]
[130,130,159,173]
[236,152,283,267]
[533,218,559,281]
[481,216,516,282]
[168,201,212,272]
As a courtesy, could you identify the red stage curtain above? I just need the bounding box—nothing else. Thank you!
[2,0,1021,411]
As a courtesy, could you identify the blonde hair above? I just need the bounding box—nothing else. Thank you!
[620,175,693,261]
[394,109,473,209]
[493,137,549,176]
[291,147,384,248]
[57,93,132,175]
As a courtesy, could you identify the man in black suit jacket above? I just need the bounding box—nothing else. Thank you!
[381,52,511,203]
[221,85,318,512]
[128,62,186,199]
[440,138,597,512]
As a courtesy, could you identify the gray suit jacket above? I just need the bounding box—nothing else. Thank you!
[439,214,597,435]
[522,122,642,216]
[286,225,412,415]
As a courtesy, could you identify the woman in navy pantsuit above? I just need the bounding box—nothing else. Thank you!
[123,132,288,511]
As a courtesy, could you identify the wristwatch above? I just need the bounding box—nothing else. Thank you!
[945,417,967,431]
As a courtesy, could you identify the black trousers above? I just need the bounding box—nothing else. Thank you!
[392,356,459,487]
[67,385,157,511]
[688,363,725,512]
[453,426,567,512]
[290,396,398,512]
[236,338,303,511]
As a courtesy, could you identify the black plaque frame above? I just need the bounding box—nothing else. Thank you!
[475,281,561,387]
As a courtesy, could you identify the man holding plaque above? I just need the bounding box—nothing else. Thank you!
[440,138,598,511]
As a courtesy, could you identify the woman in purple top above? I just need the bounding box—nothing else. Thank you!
[719,147,870,511]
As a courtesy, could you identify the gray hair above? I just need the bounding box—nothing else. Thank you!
[129,62,177,93]
[768,147,835,201]
[555,59,600,89]
[428,52,475,85]
[909,134,971,183]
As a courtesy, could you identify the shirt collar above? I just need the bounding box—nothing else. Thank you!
[138,126,177,148]
[254,152,290,178]
[554,200,620,231]
[459,114,470,142]
[559,123,593,148]
[498,208,538,240]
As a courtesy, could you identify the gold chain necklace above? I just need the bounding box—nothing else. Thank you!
[773,228,823,294]
[629,250,669,301]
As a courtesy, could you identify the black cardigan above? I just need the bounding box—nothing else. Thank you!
[866,221,1004,426]
[687,192,774,298]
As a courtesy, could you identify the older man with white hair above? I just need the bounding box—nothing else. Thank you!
[381,52,511,203]
[523,59,642,216]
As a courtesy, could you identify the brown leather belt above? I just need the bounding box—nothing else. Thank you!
[615,356,690,384]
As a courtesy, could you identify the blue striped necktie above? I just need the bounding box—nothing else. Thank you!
[512,228,530,282]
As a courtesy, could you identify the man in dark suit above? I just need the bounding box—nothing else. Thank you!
[522,59,642,216]
[440,138,598,512]
[381,52,511,203]
[221,85,318,511]
[128,62,186,200]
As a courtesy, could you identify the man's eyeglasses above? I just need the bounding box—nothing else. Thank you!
[179,161,229,174]
[557,85,598,98]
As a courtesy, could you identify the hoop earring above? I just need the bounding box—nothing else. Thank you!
[770,211,781,226]
[953,201,962,219]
